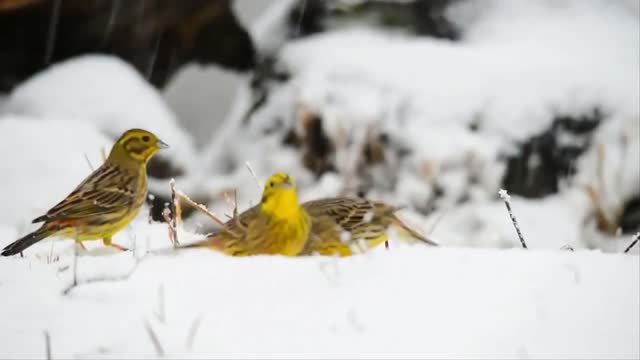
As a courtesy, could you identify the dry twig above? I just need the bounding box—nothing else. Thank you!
[499,189,527,249]
[245,161,262,191]
[177,191,225,226]
[44,331,51,360]
[143,319,165,357]
[186,314,205,350]
[624,232,640,254]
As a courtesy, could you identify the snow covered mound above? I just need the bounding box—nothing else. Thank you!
[201,0,639,250]
[0,116,113,227]
[2,55,200,181]
[0,242,636,359]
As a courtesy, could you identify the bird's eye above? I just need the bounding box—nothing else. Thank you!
[269,181,275,188]
[142,136,150,142]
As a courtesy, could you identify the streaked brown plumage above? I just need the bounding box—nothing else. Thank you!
[1,128,168,256]
[186,196,437,257]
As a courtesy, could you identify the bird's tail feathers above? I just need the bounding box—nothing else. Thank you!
[1,224,57,256]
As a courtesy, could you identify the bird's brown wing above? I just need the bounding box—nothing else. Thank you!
[32,162,139,223]
[299,197,397,256]
[302,197,396,233]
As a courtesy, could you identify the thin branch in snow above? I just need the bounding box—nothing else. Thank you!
[46,237,59,264]
[164,179,180,246]
[62,266,136,295]
[162,179,180,247]
[73,226,79,287]
[499,189,527,249]
[83,153,95,171]
[624,232,640,254]
[154,283,166,324]
[223,189,239,219]
[185,314,204,350]
[245,161,262,191]
[177,191,225,226]
[62,251,147,295]
[44,330,51,360]
[143,319,165,357]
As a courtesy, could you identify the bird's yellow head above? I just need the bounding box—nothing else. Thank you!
[109,128,169,163]
[260,172,300,218]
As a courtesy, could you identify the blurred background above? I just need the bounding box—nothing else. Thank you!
[0,0,638,251]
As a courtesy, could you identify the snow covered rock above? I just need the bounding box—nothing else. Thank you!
[2,55,200,184]
[0,116,112,228]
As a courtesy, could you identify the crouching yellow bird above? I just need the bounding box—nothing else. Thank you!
[299,197,439,256]
[1,129,168,256]
[182,172,311,256]
[182,173,437,257]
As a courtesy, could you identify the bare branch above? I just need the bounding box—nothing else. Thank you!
[143,319,165,357]
[154,284,165,324]
[62,250,148,295]
[499,189,527,249]
[62,265,138,296]
[83,153,95,171]
[223,189,239,219]
[73,226,79,287]
[44,331,51,360]
[177,191,225,226]
[162,206,176,246]
[624,232,640,254]
[168,179,180,246]
[245,161,262,191]
[185,314,204,350]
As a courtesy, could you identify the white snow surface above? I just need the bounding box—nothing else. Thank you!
[0,116,113,228]
[0,230,637,359]
[0,1,638,358]
[2,55,201,179]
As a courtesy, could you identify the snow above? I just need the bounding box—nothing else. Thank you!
[0,116,113,227]
[0,0,638,358]
[1,55,201,184]
[200,0,639,251]
[0,239,637,359]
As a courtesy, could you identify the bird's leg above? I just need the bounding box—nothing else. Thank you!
[78,241,87,251]
[103,237,129,252]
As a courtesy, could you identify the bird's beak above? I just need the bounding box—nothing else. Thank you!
[156,139,169,149]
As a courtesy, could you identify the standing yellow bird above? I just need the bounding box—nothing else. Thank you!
[1,128,168,256]
[183,172,311,256]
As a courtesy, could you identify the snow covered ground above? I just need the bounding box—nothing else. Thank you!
[0,0,638,358]
[0,225,637,359]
